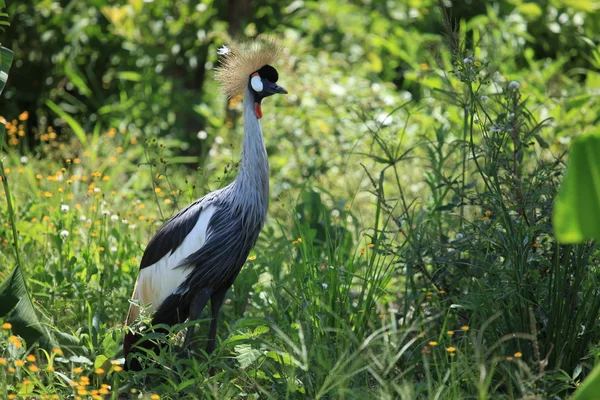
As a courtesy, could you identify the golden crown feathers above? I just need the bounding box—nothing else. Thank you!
[214,37,283,98]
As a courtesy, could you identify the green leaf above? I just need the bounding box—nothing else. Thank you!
[0,45,14,95]
[46,99,88,146]
[0,266,49,346]
[572,364,600,400]
[553,131,600,243]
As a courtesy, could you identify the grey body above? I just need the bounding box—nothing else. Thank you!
[148,87,269,323]
[123,87,269,368]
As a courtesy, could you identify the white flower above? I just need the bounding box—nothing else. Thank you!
[79,215,87,221]
[508,80,520,90]
[110,214,119,222]
[480,95,489,102]
[94,187,101,193]
[456,233,464,240]
[322,283,328,289]
[110,246,118,253]
[60,204,70,212]
[102,210,110,216]
[60,230,69,238]
[463,57,473,64]
[331,209,340,218]
[20,156,28,164]
[121,219,129,225]
[197,130,208,140]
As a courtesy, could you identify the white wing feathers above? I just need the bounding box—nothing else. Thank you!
[127,205,216,322]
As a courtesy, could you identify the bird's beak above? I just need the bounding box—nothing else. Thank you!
[273,84,288,95]
[263,80,288,96]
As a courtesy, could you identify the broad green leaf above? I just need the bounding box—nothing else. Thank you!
[572,364,600,400]
[0,266,49,346]
[0,45,14,95]
[553,131,600,243]
[46,99,88,146]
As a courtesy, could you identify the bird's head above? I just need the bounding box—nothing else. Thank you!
[215,37,286,119]
[249,65,287,119]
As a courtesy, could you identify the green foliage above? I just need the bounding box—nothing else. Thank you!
[0,0,600,399]
[0,45,12,95]
[553,131,600,243]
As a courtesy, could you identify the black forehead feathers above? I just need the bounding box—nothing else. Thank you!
[257,65,278,83]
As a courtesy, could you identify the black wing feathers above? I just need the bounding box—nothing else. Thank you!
[139,200,204,269]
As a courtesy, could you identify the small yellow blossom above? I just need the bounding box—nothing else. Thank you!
[29,365,39,372]
[428,341,438,346]
[73,158,81,164]
[505,356,513,361]
[368,243,375,248]
[514,352,522,358]
[2,322,12,329]
[9,335,22,347]
[44,191,53,198]
[113,365,123,372]
[359,248,366,255]
[15,360,25,367]
[47,365,55,372]
[461,325,470,331]
[8,367,15,373]
[248,255,257,261]
[18,111,29,121]
[0,357,7,364]
[150,394,160,400]
[26,354,36,362]
[484,210,491,216]
[474,61,482,67]
[53,347,63,355]
[95,368,105,374]
[8,394,16,399]
[446,346,456,352]
[446,330,455,336]
[73,367,83,373]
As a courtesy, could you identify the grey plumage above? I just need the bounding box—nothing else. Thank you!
[124,67,285,371]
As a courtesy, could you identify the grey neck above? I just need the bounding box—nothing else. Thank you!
[233,87,270,213]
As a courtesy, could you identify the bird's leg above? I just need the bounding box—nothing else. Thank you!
[206,288,227,376]
[181,287,212,352]
[207,289,227,355]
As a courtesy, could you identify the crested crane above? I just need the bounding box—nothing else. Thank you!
[123,38,287,371]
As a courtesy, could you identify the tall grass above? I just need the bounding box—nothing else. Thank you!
[0,26,599,400]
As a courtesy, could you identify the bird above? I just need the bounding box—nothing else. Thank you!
[123,37,287,371]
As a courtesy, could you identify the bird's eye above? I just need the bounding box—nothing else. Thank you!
[250,74,263,92]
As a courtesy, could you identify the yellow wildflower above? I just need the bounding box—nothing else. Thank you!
[461,325,470,331]
[446,346,456,352]
[26,354,36,362]
[514,352,522,358]
[428,341,438,346]
[248,255,257,261]
[15,360,25,367]
[2,322,12,329]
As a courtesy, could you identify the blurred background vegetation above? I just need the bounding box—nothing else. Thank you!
[2,0,600,398]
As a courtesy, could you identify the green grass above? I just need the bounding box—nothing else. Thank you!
[1,7,600,399]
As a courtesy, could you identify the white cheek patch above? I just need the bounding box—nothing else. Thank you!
[251,75,263,92]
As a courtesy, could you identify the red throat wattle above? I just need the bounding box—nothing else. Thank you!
[254,103,262,119]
